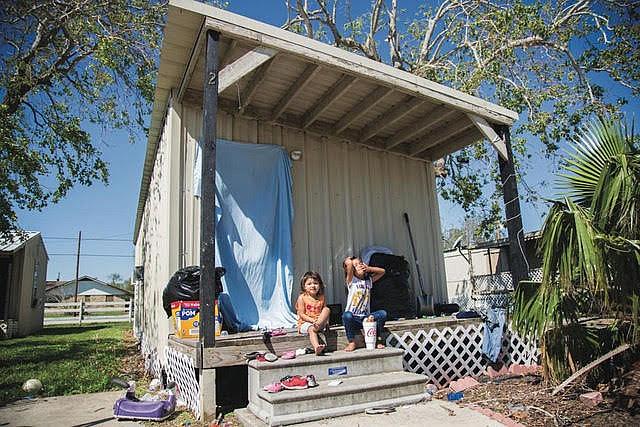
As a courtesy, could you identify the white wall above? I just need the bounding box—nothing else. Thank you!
[444,247,508,309]
[135,103,181,364]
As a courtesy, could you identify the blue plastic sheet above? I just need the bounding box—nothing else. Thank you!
[194,139,297,330]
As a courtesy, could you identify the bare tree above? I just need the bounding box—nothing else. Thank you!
[282,0,640,231]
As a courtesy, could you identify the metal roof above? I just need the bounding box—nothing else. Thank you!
[0,231,43,254]
[134,0,518,241]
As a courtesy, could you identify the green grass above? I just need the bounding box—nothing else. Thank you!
[0,323,135,403]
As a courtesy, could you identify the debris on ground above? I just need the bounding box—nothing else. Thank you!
[449,376,480,392]
[580,391,603,407]
[436,371,640,426]
[552,344,631,396]
[486,364,510,378]
[120,330,149,380]
[21,379,43,394]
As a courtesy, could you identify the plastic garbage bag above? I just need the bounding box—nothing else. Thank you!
[162,266,225,317]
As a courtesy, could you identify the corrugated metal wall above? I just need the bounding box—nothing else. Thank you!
[179,104,447,309]
[135,106,177,363]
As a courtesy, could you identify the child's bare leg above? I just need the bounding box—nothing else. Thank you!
[309,329,325,355]
[314,307,331,330]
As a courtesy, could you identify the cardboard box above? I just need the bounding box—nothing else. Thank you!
[171,300,221,339]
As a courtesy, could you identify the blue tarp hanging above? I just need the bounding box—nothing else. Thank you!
[194,139,297,330]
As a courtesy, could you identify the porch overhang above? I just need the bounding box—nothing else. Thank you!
[134,0,518,240]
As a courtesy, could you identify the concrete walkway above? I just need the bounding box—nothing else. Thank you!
[237,399,505,426]
[294,400,504,427]
[1,393,506,427]
[0,391,141,427]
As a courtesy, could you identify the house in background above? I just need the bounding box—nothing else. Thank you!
[444,231,541,310]
[0,232,48,338]
[45,275,133,303]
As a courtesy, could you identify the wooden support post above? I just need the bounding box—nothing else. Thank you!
[496,125,529,286]
[201,29,218,350]
[199,28,219,423]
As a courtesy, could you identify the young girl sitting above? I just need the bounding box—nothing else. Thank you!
[296,271,331,355]
[342,256,387,351]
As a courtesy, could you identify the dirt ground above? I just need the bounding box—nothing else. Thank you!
[121,330,151,384]
[443,374,640,426]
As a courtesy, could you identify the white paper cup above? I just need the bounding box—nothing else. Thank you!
[363,320,377,349]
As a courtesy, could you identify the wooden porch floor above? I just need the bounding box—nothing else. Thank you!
[168,316,481,369]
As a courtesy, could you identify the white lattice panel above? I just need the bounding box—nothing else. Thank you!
[141,336,161,378]
[386,323,539,388]
[501,329,539,366]
[165,347,201,420]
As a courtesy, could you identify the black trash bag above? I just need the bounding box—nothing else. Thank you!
[369,253,416,320]
[162,266,225,317]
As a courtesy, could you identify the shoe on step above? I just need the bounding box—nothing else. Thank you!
[263,382,283,393]
[281,350,296,360]
[256,352,278,362]
[281,375,308,390]
[306,374,318,387]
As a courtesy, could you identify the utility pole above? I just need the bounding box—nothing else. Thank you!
[495,126,529,286]
[73,231,82,302]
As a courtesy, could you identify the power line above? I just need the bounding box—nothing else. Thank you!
[44,237,130,242]
[49,253,134,258]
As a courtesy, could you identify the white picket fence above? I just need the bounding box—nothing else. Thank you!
[44,300,133,325]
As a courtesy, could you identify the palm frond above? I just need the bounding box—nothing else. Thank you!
[591,153,640,238]
[537,199,607,295]
[517,117,640,383]
[557,118,633,206]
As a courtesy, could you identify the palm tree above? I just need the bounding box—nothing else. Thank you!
[512,118,640,382]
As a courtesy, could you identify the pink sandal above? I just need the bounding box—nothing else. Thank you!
[263,382,283,393]
[281,350,296,359]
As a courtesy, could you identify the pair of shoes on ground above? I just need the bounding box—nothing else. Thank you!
[263,374,318,393]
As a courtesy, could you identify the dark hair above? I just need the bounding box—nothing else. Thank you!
[342,256,357,279]
[300,271,325,296]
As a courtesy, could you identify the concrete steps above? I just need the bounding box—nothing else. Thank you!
[237,348,428,426]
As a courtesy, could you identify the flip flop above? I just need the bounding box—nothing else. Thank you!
[280,350,296,359]
[365,406,396,415]
[256,352,278,362]
[244,351,264,360]
[268,327,287,337]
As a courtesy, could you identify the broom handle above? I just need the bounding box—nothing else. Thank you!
[404,212,426,294]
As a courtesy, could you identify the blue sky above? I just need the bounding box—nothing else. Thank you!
[16,1,638,281]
